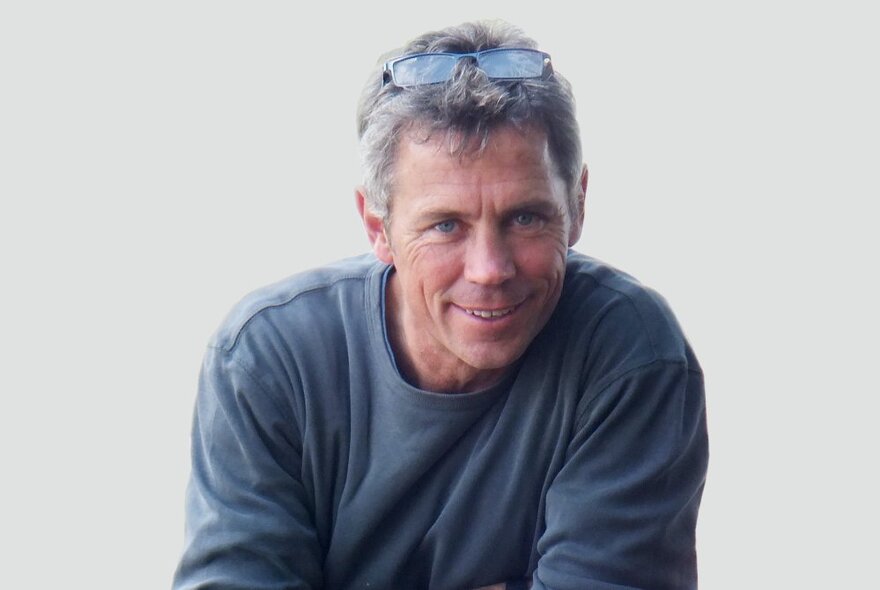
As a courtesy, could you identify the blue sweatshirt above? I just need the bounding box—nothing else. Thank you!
[174,252,708,589]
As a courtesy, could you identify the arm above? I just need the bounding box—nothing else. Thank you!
[532,360,708,590]
[173,346,323,590]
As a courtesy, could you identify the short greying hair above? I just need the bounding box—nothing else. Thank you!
[357,20,582,220]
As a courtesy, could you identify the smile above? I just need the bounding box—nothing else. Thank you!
[462,305,517,319]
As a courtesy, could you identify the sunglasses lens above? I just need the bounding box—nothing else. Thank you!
[392,55,457,87]
[479,50,545,78]
[384,49,549,87]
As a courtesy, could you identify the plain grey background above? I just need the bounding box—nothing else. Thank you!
[2,1,877,588]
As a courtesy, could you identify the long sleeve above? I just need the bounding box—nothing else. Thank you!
[532,359,708,590]
[173,345,323,590]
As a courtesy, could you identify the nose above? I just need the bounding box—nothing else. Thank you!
[463,228,516,285]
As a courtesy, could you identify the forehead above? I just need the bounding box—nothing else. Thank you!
[393,124,557,186]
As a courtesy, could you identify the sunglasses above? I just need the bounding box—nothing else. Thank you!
[382,48,553,88]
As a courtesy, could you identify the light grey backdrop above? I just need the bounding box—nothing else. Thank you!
[2,1,877,588]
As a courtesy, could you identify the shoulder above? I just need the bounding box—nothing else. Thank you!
[209,253,386,354]
[555,251,701,385]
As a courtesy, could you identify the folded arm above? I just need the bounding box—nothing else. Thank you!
[531,360,708,590]
[173,346,323,590]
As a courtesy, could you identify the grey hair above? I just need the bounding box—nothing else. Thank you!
[356,20,583,220]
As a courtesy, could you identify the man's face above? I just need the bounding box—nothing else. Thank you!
[359,125,584,392]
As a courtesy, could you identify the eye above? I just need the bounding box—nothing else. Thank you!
[514,213,536,226]
[434,220,457,233]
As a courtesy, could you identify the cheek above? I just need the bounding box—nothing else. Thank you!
[515,238,568,278]
[403,244,465,297]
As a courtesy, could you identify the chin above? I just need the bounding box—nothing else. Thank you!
[458,342,529,372]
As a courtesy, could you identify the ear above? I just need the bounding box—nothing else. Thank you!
[356,187,394,264]
[568,164,588,246]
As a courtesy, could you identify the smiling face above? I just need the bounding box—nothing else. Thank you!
[358,125,585,393]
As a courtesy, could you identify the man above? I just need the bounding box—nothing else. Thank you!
[174,20,708,590]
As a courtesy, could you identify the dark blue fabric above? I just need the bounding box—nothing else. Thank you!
[173,252,708,589]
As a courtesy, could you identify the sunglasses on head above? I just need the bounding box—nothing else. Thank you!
[382,48,553,88]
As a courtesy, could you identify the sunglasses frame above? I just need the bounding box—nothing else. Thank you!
[382,48,553,88]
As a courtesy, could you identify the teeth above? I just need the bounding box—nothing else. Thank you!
[465,307,514,318]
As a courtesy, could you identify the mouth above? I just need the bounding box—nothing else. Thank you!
[461,305,517,319]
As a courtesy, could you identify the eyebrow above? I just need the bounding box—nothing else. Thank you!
[413,199,565,224]
[506,199,565,216]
